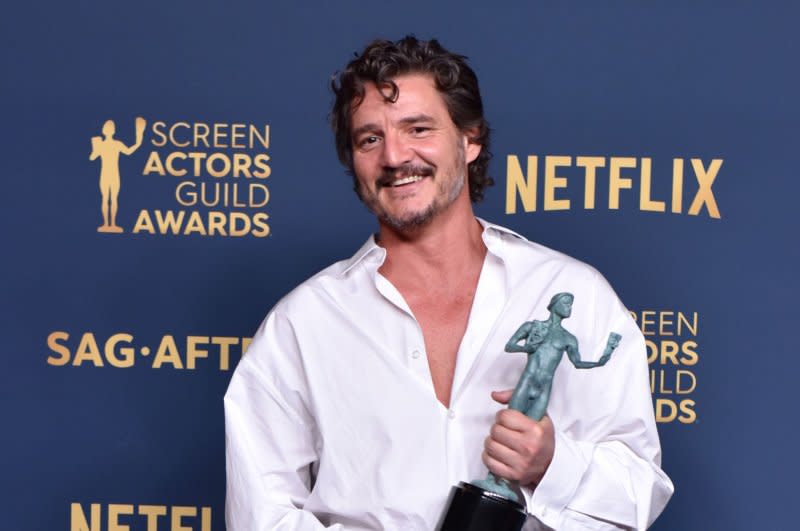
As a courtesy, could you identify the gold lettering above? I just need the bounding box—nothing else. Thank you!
[188,152,206,176]
[166,152,188,177]
[212,337,239,370]
[208,211,228,236]
[169,122,191,148]
[155,210,186,235]
[106,333,135,368]
[543,155,571,210]
[688,158,722,218]
[187,336,209,369]
[108,504,134,531]
[229,212,251,237]
[640,310,656,335]
[671,158,683,213]
[152,335,183,369]
[658,311,674,336]
[175,182,197,207]
[213,123,229,148]
[639,158,665,212]
[207,153,231,178]
[678,399,697,423]
[194,123,210,148]
[676,369,696,394]
[139,505,167,531]
[47,331,71,366]
[201,507,212,531]
[183,211,207,236]
[151,122,168,147]
[71,503,100,531]
[252,213,270,238]
[231,123,246,148]
[681,340,699,365]
[171,506,196,531]
[250,124,270,150]
[249,183,269,208]
[74,333,103,367]
[142,152,166,176]
[132,210,156,234]
[678,311,699,336]
[576,156,604,209]
[232,153,252,177]
[608,157,635,209]
[252,154,271,178]
[505,155,537,214]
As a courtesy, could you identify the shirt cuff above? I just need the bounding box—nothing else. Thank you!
[521,429,592,529]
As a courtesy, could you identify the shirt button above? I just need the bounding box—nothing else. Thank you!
[411,350,421,359]
[448,410,456,419]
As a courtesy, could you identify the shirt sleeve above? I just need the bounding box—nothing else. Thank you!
[224,310,347,531]
[521,271,674,530]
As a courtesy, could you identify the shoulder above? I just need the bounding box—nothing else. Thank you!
[482,219,602,285]
[268,236,381,320]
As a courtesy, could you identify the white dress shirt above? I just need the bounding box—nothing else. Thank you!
[224,219,673,530]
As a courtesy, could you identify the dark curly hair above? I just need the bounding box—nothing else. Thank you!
[330,36,493,202]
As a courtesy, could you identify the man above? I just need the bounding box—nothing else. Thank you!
[225,36,673,530]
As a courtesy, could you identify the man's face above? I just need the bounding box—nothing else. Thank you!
[349,74,480,230]
[553,296,574,318]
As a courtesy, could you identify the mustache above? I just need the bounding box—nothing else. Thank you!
[376,164,434,188]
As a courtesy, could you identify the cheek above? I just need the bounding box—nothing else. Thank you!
[352,157,375,186]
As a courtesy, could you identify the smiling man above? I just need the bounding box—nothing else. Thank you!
[225,36,673,530]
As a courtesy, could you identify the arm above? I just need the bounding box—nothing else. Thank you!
[90,137,101,160]
[565,342,603,369]
[566,332,619,369]
[224,311,347,531]
[505,321,532,352]
[523,272,673,530]
[120,117,146,155]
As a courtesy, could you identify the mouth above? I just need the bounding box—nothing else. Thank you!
[377,165,434,189]
[388,175,424,187]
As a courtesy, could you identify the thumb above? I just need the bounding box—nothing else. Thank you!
[491,389,514,404]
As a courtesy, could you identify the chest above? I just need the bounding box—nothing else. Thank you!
[404,290,476,407]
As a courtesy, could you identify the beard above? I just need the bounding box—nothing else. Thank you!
[358,142,467,231]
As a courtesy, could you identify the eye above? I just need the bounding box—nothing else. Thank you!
[410,126,430,136]
[357,135,381,148]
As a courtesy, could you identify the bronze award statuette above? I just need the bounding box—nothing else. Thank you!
[437,292,621,531]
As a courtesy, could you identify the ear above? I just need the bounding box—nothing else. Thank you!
[462,127,482,164]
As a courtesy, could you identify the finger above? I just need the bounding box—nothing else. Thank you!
[491,389,513,404]
[495,408,541,432]
[484,435,521,467]
[482,450,522,482]
[488,422,526,451]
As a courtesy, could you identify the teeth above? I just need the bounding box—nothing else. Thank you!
[392,175,423,186]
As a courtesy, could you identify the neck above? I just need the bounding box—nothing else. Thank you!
[377,194,485,292]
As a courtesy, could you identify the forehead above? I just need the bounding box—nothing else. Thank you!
[350,73,451,129]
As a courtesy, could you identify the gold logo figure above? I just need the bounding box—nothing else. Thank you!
[90,117,146,233]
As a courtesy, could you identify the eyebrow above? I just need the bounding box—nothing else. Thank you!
[351,113,436,140]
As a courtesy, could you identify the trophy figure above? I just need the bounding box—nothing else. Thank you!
[90,116,146,233]
[437,292,621,531]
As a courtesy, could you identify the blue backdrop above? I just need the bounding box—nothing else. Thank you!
[2,2,797,530]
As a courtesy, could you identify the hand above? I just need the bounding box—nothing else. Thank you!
[483,390,555,487]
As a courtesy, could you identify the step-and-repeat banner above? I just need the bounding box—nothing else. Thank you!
[3,3,797,530]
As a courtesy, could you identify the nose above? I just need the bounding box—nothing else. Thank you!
[379,130,412,169]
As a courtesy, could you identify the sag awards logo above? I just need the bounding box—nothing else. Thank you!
[630,309,700,424]
[88,117,271,237]
[505,154,723,218]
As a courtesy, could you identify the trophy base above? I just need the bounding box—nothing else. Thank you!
[437,481,528,531]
